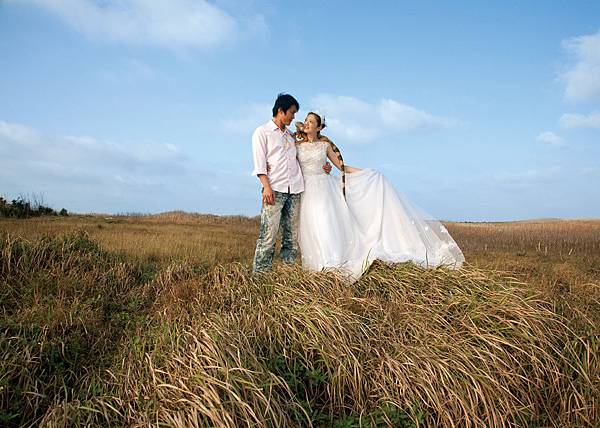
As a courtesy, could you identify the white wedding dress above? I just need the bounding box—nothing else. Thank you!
[296,140,465,282]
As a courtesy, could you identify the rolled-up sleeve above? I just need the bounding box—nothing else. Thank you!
[251,128,268,176]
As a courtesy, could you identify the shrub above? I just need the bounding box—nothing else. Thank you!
[0,195,67,218]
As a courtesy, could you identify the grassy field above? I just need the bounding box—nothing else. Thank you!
[1,213,599,427]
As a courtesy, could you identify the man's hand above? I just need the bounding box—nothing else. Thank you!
[262,186,275,205]
[323,162,332,174]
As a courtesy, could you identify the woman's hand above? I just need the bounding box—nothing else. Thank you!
[322,162,332,174]
[345,166,362,173]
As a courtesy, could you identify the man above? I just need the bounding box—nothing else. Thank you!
[251,93,330,272]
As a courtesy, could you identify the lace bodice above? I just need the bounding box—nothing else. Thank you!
[296,141,328,176]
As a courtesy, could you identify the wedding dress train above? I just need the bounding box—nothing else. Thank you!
[296,140,464,282]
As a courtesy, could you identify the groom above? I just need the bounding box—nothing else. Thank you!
[251,93,330,272]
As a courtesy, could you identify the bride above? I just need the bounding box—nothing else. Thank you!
[295,111,464,282]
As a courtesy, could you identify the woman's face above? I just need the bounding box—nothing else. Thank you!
[303,114,321,134]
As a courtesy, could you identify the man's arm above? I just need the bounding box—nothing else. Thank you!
[251,129,275,205]
[257,174,274,205]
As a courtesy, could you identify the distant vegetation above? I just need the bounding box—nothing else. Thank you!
[0,196,68,218]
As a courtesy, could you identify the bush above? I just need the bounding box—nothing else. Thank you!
[0,196,68,218]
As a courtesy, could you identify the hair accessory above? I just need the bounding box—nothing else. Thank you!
[312,110,326,127]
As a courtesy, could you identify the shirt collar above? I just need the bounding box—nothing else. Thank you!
[268,119,292,136]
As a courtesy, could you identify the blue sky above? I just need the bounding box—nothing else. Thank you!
[1,0,599,221]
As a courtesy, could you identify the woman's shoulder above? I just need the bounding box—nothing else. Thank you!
[318,136,334,145]
[316,140,331,150]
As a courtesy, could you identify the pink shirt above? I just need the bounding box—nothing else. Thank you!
[251,120,304,194]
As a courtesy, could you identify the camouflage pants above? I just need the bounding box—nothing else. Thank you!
[252,191,301,272]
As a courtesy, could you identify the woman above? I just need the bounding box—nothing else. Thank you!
[295,112,464,282]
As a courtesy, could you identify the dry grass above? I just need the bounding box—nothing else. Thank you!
[448,219,600,255]
[3,215,597,308]
[0,212,258,268]
[446,220,600,331]
[1,214,599,427]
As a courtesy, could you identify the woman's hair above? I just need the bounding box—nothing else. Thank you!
[309,111,326,137]
[295,112,347,199]
[272,93,300,117]
[294,112,327,141]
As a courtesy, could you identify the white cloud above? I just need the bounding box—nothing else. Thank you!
[0,121,41,145]
[220,102,272,134]
[537,131,566,146]
[310,94,460,144]
[225,94,459,144]
[309,94,459,144]
[18,0,249,50]
[0,119,257,214]
[379,99,457,131]
[562,28,600,102]
[0,120,188,206]
[559,111,600,129]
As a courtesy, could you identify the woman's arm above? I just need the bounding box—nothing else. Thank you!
[326,144,361,173]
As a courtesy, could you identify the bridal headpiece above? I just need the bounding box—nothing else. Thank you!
[312,111,326,129]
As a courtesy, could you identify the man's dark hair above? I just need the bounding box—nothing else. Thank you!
[272,93,300,117]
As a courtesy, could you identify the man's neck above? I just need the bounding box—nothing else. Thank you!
[272,117,286,131]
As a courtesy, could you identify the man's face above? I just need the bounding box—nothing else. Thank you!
[282,105,297,125]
